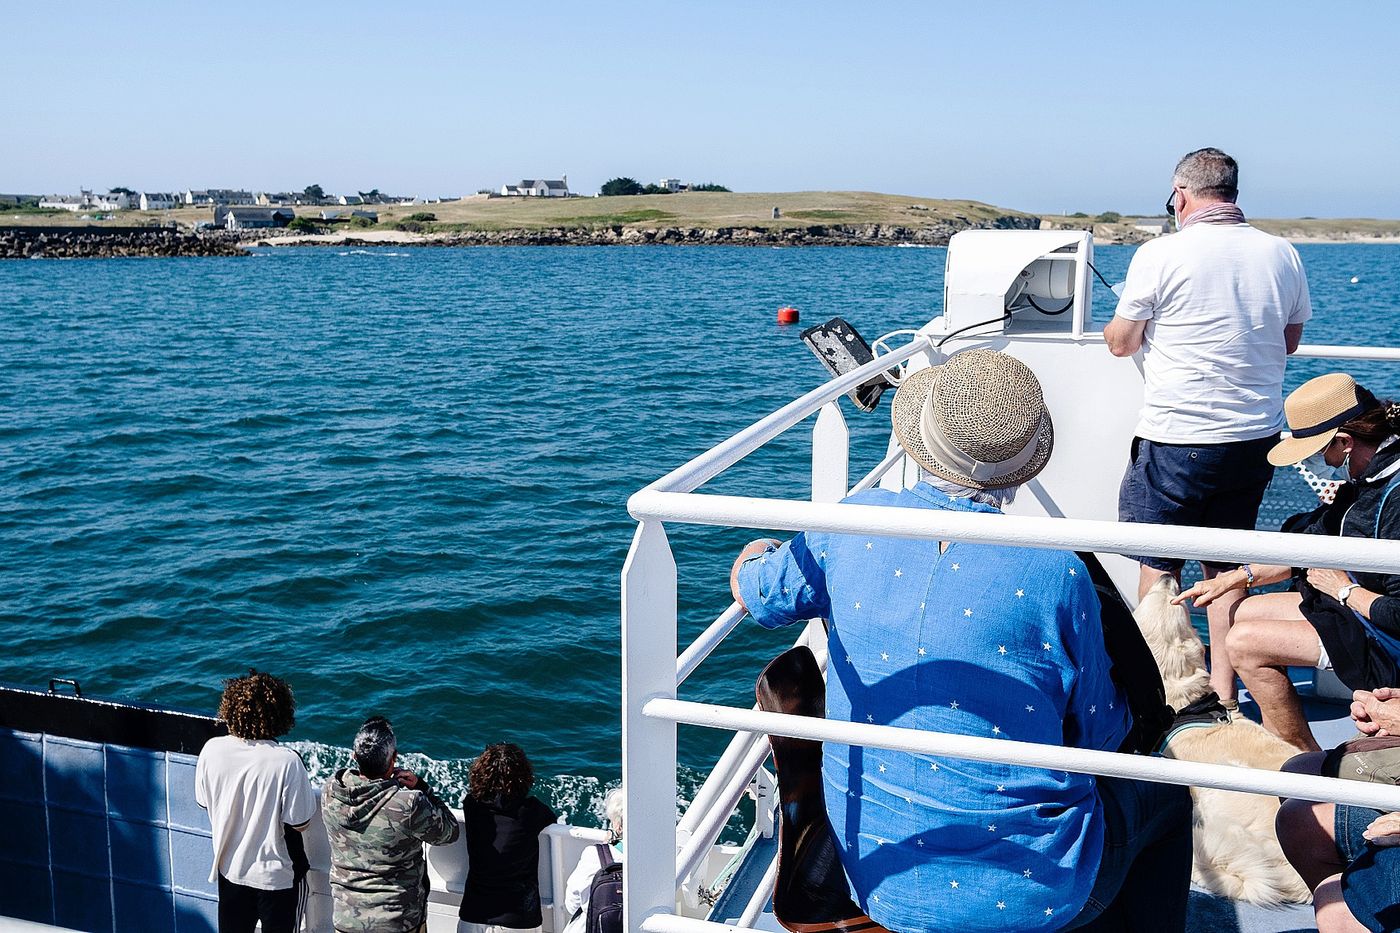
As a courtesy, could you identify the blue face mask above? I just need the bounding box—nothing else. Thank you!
[1302,450,1351,483]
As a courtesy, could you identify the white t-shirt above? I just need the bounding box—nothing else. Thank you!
[1114,222,1311,444]
[194,735,317,890]
[562,842,623,933]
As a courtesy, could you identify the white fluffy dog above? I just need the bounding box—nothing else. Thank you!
[1133,575,1311,906]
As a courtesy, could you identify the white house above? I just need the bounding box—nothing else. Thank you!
[39,194,87,212]
[139,192,179,211]
[659,178,684,192]
[338,195,364,205]
[500,177,569,197]
[218,207,295,230]
[1133,217,1171,235]
[40,189,130,211]
[188,189,255,206]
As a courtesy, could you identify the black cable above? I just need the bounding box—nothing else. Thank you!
[936,311,1011,348]
[1026,294,1071,315]
[1086,260,1117,292]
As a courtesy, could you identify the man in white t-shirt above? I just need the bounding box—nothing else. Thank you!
[1104,147,1312,703]
[195,670,317,933]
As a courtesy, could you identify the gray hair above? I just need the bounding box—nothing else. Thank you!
[353,716,397,777]
[921,470,1017,509]
[604,787,626,840]
[1172,148,1238,202]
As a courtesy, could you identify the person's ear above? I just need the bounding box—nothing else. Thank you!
[1335,432,1355,457]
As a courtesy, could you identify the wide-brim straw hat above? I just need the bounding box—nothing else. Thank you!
[891,349,1054,490]
[1268,372,1371,466]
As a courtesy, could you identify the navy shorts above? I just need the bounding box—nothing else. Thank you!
[1337,805,1400,933]
[1117,435,1276,573]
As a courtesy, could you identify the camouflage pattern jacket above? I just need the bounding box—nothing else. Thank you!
[322,768,461,933]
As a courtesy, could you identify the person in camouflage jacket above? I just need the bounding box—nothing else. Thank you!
[322,717,461,932]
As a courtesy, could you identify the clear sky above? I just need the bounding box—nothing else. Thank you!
[3,1,1397,217]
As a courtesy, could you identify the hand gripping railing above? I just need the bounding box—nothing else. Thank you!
[621,337,1400,933]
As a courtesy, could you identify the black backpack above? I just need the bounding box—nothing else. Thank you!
[584,843,623,933]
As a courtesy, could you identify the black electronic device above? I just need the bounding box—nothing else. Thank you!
[799,317,898,413]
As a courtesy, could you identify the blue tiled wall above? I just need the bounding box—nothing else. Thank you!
[0,727,217,932]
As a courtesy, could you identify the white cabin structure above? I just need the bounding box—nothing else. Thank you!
[139,192,179,211]
[501,178,569,197]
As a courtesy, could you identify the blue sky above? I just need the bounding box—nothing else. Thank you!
[2,1,1397,217]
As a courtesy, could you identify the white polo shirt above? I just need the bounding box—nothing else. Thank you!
[194,735,317,890]
[1114,222,1311,444]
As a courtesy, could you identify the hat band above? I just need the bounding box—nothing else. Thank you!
[1291,400,1367,438]
[919,395,1039,482]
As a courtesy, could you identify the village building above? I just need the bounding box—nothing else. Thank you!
[338,195,364,206]
[256,192,298,206]
[39,189,131,211]
[185,189,256,206]
[1133,217,1172,235]
[139,192,179,211]
[38,194,87,212]
[216,206,295,230]
[499,177,569,198]
[659,178,685,192]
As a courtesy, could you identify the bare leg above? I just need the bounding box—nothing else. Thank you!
[1202,564,1245,702]
[1227,595,1321,752]
[1137,563,1180,602]
[1277,798,1344,890]
[1315,875,1370,933]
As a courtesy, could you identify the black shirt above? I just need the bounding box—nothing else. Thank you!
[458,793,558,927]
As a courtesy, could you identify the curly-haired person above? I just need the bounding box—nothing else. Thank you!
[459,743,558,933]
[195,670,317,933]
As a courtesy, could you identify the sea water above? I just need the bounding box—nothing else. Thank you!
[2,243,1397,824]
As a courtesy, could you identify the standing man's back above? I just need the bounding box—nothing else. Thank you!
[1104,147,1311,702]
[195,670,317,933]
[322,716,460,933]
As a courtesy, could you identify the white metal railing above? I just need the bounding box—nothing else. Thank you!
[620,337,1400,933]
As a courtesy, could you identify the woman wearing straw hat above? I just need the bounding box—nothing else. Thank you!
[731,349,1191,933]
[1176,373,1400,752]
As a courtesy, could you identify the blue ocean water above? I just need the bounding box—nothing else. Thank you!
[1,243,1397,821]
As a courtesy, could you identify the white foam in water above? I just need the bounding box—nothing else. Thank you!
[287,741,739,836]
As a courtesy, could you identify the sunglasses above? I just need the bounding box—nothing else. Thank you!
[1165,187,1181,218]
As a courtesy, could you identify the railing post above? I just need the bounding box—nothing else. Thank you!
[811,401,849,504]
[622,520,679,931]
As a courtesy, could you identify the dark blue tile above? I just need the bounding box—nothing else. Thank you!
[0,796,50,866]
[49,806,109,876]
[54,869,112,932]
[170,828,216,898]
[44,735,105,813]
[111,816,171,886]
[107,745,168,825]
[174,891,218,933]
[115,880,175,933]
[0,857,54,924]
[167,754,206,832]
[0,728,45,802]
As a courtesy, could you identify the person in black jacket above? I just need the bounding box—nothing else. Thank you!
[458,743,558,933]
[1177,373,1400,752]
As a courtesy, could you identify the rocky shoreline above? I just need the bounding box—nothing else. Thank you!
[248,217,1040,249]
[0,226,249,259]
[2,217,1042,258]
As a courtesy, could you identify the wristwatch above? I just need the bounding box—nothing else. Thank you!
[1338,583,1361,606]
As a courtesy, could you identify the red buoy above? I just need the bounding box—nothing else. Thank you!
[777,306,800,325]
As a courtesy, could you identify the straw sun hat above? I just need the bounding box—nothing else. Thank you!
[891,349,1053,490]
[1268,372,1373,466]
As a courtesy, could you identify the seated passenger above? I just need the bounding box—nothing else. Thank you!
[1176,374,1400,752]
[459,743,559,933]
[730,349,1192,932]
[321,716,461,933]
[1277,687,1400,933]
[561,787,624,933]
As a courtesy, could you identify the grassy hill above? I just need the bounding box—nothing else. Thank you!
[0,191,1032,232]
[6,194,1396,241]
